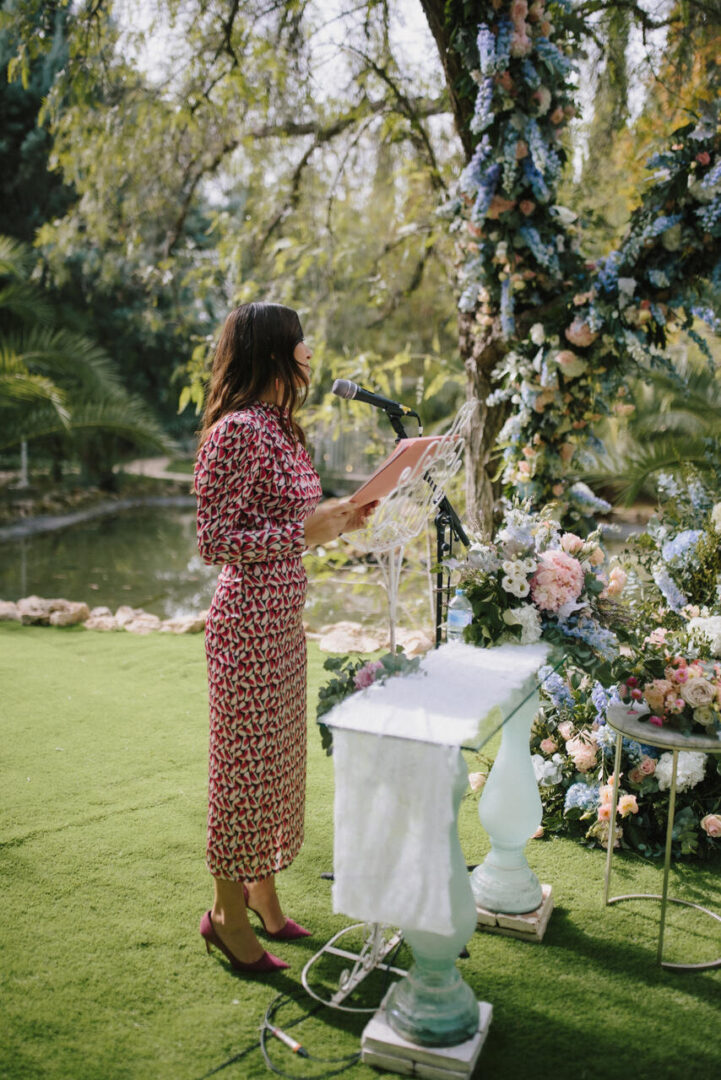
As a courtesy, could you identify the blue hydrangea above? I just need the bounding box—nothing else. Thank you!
[522,156,551,202]
[521,58,541,89]
[591,682,611,723]
[535,36,574,78]
[539,665,574,708]
[564,782,600,814]
[494,17,512,69]
[661,529,702,567]
[559,617,619,660]
[596,250,623,294]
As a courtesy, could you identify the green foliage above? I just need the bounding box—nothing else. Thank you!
[316,648,422,755]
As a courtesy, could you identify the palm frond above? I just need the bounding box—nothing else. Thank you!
[582,436,716,505]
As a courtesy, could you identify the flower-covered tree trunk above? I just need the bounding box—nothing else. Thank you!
[420,0,721,532]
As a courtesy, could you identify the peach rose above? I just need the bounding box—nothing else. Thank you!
[700,814,721,837]
[540,737,557,754]
[618,794,639,817]
[597,803,612,821]
[519,199,536,216]
[602,566,627,598]
[557,720,574,740]
[588,546,605,567]
[643,679,673,714]
[565,319,598,347]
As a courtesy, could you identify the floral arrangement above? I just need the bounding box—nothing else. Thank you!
[451,503,626,674]
[441,1,721,525]
[528,663,721,859]
[624,481,721,621]
[316,650,421,754]
[613,630,721,740]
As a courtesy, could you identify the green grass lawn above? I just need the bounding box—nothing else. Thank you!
[1,623,719,1080]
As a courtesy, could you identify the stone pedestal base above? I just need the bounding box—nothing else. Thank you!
[361,999,493,1080]
[475,884,553,942]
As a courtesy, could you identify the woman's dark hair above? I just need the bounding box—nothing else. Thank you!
[197,302,308,450]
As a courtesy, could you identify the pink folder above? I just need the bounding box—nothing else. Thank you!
[349,436,455,506]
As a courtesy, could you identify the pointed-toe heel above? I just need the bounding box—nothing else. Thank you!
[199,911,289,973]
[242,886,312,940]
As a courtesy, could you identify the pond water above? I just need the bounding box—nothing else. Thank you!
[0,503,431,631]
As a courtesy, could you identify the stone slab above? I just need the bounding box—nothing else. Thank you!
[475,884,553,942]
[361,1001,492,1079]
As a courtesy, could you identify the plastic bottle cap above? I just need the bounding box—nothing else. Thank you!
[455,588,465,596]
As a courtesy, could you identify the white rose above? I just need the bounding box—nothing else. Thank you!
[679,676,716,709]
[530,323,546,345]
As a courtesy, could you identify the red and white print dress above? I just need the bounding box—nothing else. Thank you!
[194,402,322,882]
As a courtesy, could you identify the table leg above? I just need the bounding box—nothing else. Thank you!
[603,733,623,905]
[657,749,679,966]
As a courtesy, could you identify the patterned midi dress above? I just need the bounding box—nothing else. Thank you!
[194,402,322,882]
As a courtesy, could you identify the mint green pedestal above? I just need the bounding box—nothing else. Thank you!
[385,752,479,1046]
[470,691,543,915]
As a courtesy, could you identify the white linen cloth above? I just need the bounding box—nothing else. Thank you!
[327,642,549,935]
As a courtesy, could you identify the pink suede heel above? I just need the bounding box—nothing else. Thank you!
[199,911,289,972]
[242,885,312,940]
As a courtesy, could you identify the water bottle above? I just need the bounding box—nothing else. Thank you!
[446,587,473,642]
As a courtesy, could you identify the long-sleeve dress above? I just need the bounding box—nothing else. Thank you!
[194,401,322,882]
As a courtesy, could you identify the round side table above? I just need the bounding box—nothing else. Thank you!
[603,703,721,971]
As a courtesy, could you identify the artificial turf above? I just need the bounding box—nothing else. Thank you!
[1,622,719,1080]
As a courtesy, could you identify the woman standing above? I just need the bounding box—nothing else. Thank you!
[194,302,373,974]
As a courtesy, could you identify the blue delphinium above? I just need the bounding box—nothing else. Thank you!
[460,135,492,193]
[494,17,512,69]
[476,24,496,76]
[500,277,515,338]
[521,58,541,89]
[519,224,560,274]
[593,724,617,760]
[564,782,600,814]
[522,156,551,202]
[472,163,501,221]
[568,482,612,515]
[652,566,688,611]
[590,682,611,723]
[535,36,573,77]
[471,77,495,135]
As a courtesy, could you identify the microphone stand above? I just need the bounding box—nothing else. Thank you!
[381,409,469,649]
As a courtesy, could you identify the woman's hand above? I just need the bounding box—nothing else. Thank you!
[303,499,379,547]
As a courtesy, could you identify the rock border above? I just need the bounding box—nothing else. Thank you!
[0,598,434,655]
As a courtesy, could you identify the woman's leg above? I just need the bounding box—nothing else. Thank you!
[211,877,266,962]
[245,874,286,934]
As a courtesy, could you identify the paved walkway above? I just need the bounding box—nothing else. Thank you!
[121,456,193,483]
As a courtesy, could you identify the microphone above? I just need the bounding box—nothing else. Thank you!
[332,378,416,417]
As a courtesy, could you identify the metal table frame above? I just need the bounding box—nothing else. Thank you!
[603,704,721,971]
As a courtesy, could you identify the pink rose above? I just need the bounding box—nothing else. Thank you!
[649,715,664,727]
[510,30,533,57]
[700,814,721,837]
[530,548,585,613]
[540,737,557,754]
[565,319,598,347]
[598,803,612,822]
[645,627,667,645]
[353,660,383,690]
[696,151,711,166]
[588,547,605,567]
[560,532,584,555]
[549,106,565,125]
[565,735,598,773]
[628,766,645,785]
[639,755,656,776]
[618,794,639,817]
[519,199,536,216]
[557,720,574,740]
